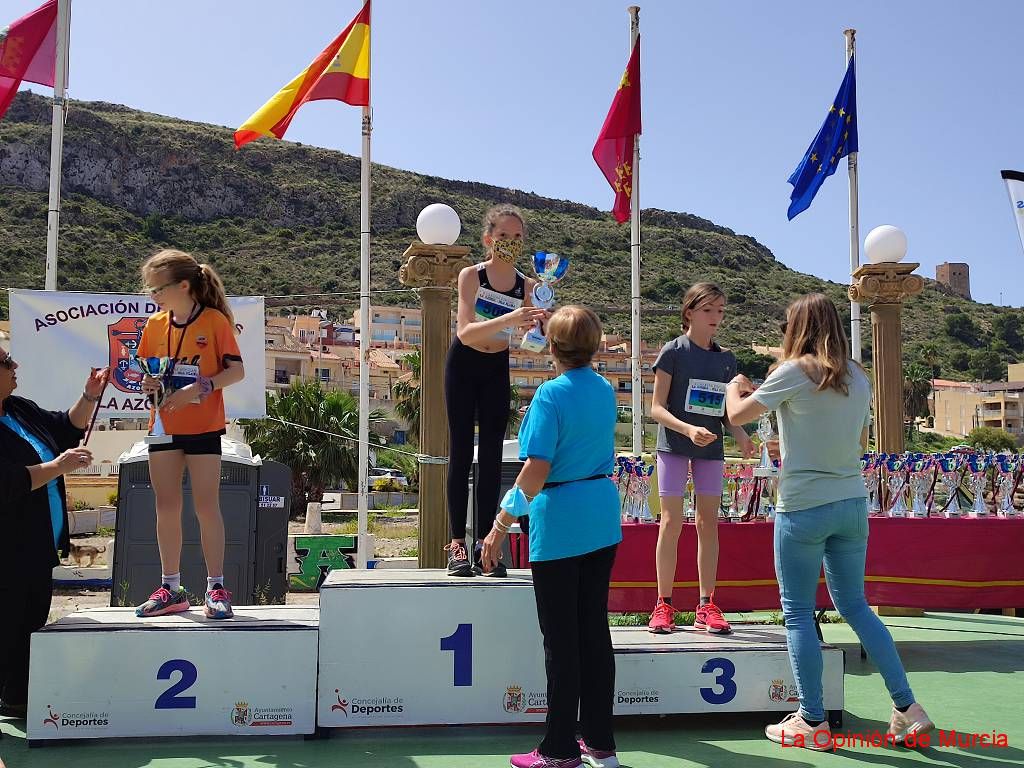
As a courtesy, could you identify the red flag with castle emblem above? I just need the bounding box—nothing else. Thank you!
[0,0,58,122]
[593,37,641,223]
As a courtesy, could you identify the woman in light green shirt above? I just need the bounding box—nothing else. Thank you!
[725,293,933,752]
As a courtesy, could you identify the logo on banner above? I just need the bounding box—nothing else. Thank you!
[41,703,110,730]
[332,690,349,716]
[231,701,253,726]
[501,683,547,714]
[107,316,149,394]
[616,688,661,706]
[768,679,799,703]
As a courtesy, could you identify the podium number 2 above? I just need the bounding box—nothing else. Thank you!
[700,657,737,704]
[440,624,473,687]
[155,659,198,709]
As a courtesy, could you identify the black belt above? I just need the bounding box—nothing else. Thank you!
[543,474,612,489]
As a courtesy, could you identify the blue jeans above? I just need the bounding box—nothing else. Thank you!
[774,497,915,721]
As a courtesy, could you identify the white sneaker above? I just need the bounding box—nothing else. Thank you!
[765,711,831,751]
[888,703,934,745]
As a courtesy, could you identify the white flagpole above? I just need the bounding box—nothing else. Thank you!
[355,11,372,568]
[628,5,643,454]
[44,0,71,291]
[844,28,861,362]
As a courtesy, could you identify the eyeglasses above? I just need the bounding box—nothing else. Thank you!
[145,280,177,296]
[0,355,15,370]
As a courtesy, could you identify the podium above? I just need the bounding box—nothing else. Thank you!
[27,606,318,743]
[317,570,845,729]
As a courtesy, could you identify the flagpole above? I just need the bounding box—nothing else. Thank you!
[356,103,371,569]
[628,5,643,454]
[844,28,861,362]
[44,0,71,291]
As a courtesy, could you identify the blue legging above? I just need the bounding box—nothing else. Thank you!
[774,497,915,721]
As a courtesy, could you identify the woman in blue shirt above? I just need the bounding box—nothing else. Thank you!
[483,306,622,768]
[0,348,108,718]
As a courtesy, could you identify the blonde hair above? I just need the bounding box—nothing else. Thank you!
[780,293,850,394]
[547,305,602,369]
[680,282,726,331]
[481,204,526,242]
[142,249,235,329]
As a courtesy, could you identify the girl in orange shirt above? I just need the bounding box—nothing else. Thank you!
[134,250,245,620]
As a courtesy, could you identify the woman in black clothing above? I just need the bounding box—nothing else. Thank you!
[0,348,108,718]
[445,205,547,576]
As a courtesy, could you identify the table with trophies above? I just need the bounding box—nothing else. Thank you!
[512,414,1024,614]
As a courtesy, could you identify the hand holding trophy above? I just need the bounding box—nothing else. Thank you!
[520,251,569,353]
[136,356,174,445]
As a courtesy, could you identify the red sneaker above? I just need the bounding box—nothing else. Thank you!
[647,599,676,634]
[694,599,732,634]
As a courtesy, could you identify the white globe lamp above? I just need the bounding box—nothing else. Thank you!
[864,225,907,264]
[416,204,462,246]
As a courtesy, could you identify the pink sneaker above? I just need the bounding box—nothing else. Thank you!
[578,739,619,768]
[694,599,732,634]
[648,599,676,634]
[765,711,832,751]
[509,750,582,768]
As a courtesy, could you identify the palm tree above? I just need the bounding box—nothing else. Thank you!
[241,380,385,518]
[392,350,421,444]
[916,342,941,426]
[903,363,933,424]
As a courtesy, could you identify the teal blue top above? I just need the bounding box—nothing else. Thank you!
[0,412,64,547]
[512,366,622,561]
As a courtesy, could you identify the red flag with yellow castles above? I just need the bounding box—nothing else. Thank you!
[592,37,641,223]
[235,0,370,149]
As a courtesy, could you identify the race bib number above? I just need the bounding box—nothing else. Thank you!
[684,378,727,417]
[475,287,522,336]
[169,364,201,404]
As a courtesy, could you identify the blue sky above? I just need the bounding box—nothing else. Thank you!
[11,0,1024,307]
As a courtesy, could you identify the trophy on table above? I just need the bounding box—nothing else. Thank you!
[754,412,779,478]
[995,454,1021,518]
[724,466,742,523]
[136,355,174,445]
[909,457,932,518]
[684,477,696,523]
[520,251,570,353]
[937,454,963,518]
[862,453,883,515]
[885,456,910,517]
[737,465,757,522]
[967,454,991,518]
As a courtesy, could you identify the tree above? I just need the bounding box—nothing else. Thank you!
[375,448,419,492]
[966,427,1017,453]
[392,350,421,443]
[240,380,385,518]
[950,351,971,372]
[903,363,932,421]
[914,343,941,378]
[944,313,980,346]
[992,312,1024,352]
[969,350,1003,382]
[734,347,776,380]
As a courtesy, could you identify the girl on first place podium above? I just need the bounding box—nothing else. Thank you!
[134,249,245,620]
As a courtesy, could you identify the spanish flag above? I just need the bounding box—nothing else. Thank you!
[234,1,370,149]
[592,37,641,224]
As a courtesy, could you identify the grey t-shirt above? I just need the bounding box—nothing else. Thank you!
[751,360,871,514]
[653,335,736,460]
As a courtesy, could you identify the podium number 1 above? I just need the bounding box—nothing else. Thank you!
[155,659,198,709]
[440,624,473,687]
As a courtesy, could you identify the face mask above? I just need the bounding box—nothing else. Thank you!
[491,238,523,264]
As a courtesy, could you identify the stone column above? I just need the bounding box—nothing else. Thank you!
[849,262,925,454]
[399,243,472,568]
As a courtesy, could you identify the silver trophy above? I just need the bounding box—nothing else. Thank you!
[136,356,174,445]
[967,455,990,518]
[520,251,569,353]
[938,455,963,518]
[909,458,931,518]
[862,454,882,515]
[684,477,696,523]
[885,457,909,517]
[996,456,1020,518]
[754,412,779,478]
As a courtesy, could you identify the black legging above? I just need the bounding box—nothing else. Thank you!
[445,338,510,542]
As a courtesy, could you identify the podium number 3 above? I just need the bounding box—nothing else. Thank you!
[440,624,473,686]
[700,657,737,704]
[155,659,198,709]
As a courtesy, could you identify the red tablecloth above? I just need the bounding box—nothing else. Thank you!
[511,518,1024,612]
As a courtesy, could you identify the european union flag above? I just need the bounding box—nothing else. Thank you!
[787,56,858,220]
